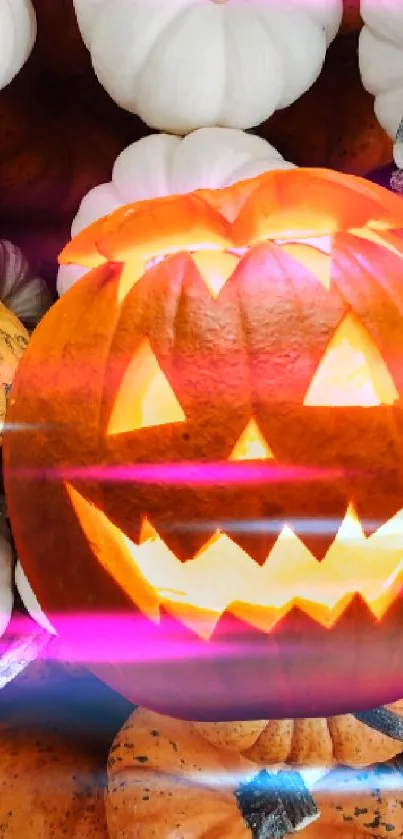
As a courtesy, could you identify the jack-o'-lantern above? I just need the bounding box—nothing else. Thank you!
[5,168,403,723]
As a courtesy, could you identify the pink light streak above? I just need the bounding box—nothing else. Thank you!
[14,461,361,486]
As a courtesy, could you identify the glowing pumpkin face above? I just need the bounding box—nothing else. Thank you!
[5,168,403,722]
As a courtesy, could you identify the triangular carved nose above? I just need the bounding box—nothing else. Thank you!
[229,419,274,461]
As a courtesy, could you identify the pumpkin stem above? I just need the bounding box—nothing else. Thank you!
[354,707,403,740]
[235,768,319,839]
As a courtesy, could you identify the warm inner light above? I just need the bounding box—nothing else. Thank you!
[304,313,399,407]
[229,419,274,462]
[114,230,402,307]
[66,484,403,641]
[107,338,186,435]
[117,236,333,305]
[350,227,403,258]
[191,250,240,297]
[277,242,332,289]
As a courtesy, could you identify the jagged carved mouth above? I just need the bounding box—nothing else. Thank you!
[66,483,403,641]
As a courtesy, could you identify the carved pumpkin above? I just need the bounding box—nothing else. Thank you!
[106,707,403,839]
[5,168,403,722]
[57,127,294,295]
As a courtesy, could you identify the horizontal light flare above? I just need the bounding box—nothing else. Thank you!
[52,462,351,486]
[66,484,403,641]
[304,313,399,407]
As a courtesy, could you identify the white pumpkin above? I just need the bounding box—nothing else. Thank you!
[0,241,52,329]
[0,517,51,691]
[0,526,55,691]
[0,0,36,91]
[0,521,13,639]
[73,0,342,134]
[57,127,295,295]
[359,0,403,139]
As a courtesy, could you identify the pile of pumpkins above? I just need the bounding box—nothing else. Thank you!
[2,2,403,838]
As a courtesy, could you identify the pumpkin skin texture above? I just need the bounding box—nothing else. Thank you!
[0,717,107,839]
[106,707,403,839]
[192,703,403,768]
[72,0,341,134]
[359,0,403,140]
[6,168,403,722]
[57,127,294,295]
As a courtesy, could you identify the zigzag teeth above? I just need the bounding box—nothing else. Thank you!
[66,484,403,641]
[129,508,403,638]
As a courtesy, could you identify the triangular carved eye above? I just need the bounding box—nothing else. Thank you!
[229,419,274,461]
[107,339,186,435]
[304,313,399,407]
[191,251,240,297]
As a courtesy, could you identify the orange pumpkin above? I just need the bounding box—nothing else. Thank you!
[193,705,403,768]
[261,33,392,175]
[106,707,403,839]
[6,168,403,722]
[0,715,108,839]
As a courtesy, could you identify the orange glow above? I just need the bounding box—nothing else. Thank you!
[107,338,186,436]
[191,250,240,297]
[117,257,146,304]
[350,227,403,258]
[229,419,274,462]
[65,484,159,621]
[304,313,399,407]
[65,483,403,641]
[278,242,332,289]
[58,169,403,274]
[117,238,334,305]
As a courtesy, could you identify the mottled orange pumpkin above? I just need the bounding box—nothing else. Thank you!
[5,169,403,722]
[193,704,403,768]
[106,707,403,839]
[0,715,107,839]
